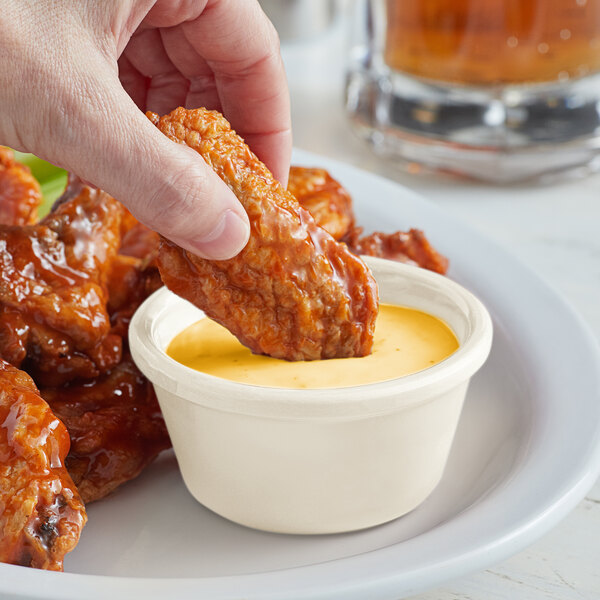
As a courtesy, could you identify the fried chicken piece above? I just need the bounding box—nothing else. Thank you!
[29,196,167,502]
[107,201,162,336]
[34,177,167,500]
[45,257,165,502]
[0,359,86,570]
[106,254,162,338]
[286,166,447,274]
[47,171,82,209]
[287,166,355,241]
[40,355,171,504]
[151,107,378,361]
[0,147,42,226]
[344,227,449,275]
[120,221,160,260]
[0,184,124,385]
[60,173,160,261]
[0,171,168,503]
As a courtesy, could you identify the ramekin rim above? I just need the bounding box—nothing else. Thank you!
[129,258,493,418]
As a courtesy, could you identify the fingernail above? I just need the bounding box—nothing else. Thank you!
[189,210,250,260]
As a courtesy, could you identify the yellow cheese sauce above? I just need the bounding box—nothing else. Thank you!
[167,304,459,389]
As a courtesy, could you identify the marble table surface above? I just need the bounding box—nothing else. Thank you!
[279,11,600,600]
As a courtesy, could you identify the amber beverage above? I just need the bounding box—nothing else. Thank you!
[345,0,600,182]
[384,0,600,85]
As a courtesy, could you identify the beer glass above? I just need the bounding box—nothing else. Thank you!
[345,0,600,181]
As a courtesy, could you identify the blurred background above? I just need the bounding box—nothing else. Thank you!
[263,0,600,183]
[257,0,599,338]
[258,2,600,599]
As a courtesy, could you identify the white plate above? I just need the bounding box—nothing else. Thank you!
[2,149,600,600]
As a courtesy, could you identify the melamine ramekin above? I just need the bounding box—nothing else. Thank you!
[129,257,493,534]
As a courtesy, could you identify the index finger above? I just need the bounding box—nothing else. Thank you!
[149,0,291,185]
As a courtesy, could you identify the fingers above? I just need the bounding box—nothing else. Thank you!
[118,54,148,111]
[0,0,283,261]
[40,67,250,260]
[107,127,251,261]
[122,0,291,183]
[100,97,251,260]
[122,28,189,115]
[170,0,292,184]
[159,27,222,112]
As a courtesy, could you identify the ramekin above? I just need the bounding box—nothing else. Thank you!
[129,257,493,535]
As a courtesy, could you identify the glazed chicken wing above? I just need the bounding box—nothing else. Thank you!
[119,221,160,260]
[40,355,171,504]
[31,180,168,502]
[48,255,166,503]
[57,174,161,327]
[0,359,86,570]
[106,254,162,339]
[287,166,355,241]
[286,166,447,274]
[0,147,42,226]
[152,108,378,361]
[0,185,125,385]
[343,227,449,275]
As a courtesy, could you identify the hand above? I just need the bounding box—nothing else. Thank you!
[0,0,291,259]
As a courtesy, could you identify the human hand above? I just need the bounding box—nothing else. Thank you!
[0,0,291,259]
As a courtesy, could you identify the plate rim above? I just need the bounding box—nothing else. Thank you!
[2,148,600,600]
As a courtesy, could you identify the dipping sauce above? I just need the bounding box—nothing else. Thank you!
[167,305,458,389]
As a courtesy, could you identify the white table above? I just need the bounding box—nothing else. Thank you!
[279,12,600,600]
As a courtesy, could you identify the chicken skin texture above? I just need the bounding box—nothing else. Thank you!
[106,254,162,339]
[119,220,160,261]
[40,355,171,504]
[0,147,42,226]
[51,174,154,259]
[287,166,354,241]
[343,227,449,275]
[0,184,125,386]
[152,108,378,361]
[0,359,86,570]
[53,175,162,338]
[287,166,448,274]
[36,181,168,502]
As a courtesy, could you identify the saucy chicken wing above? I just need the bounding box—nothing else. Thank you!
[152,108,378,361]
[0,147,42,226]
[0,359,86,570]
[106,254,162,338]
[287,166,354,241]
[119,221,160,260]
[34,180,168,502]
[40,355,171,504]
[343,227,449,275]
[286,166,447,274]
[0,185,125,385]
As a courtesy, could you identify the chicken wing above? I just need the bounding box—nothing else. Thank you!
[0,184,124,385]
[40,355,171,504]
[0,147,42,226]
[106,254,162,339]
[32,181,168,501]
[119,221,160,260]
[343,227,449,275]
[287,166,354,241]
[286,166,448,274]
[151,108,378,361]
[0,359,86,570]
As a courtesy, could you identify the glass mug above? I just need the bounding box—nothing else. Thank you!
[345,0,600,182]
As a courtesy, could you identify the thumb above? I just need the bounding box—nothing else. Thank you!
[45,81,250,260]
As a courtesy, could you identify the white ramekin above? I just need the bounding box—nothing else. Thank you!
[129,257,493,535]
